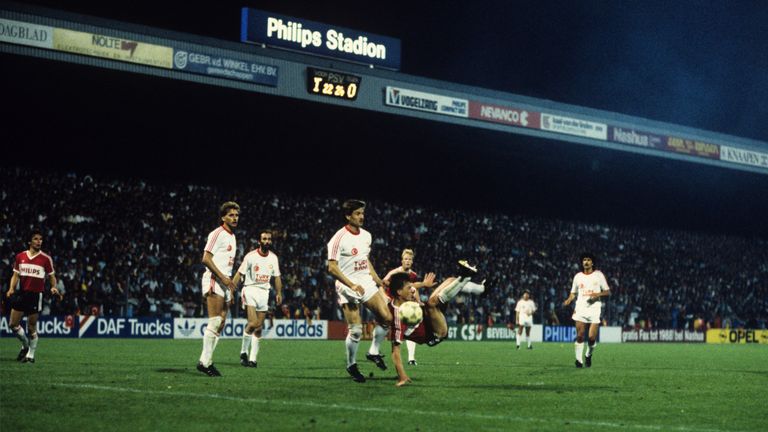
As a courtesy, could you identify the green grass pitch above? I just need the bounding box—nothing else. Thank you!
[1,338,765,431]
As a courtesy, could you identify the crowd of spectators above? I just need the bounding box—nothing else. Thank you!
[2,168,766,330]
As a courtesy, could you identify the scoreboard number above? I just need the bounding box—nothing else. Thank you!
[306,67,361,101]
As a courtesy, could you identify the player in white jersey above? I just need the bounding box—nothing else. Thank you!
[232,230,283,368]
[563,252,610,368]
[196,201,239,377]
[327,199,393,383]
[515,290,536,350]
[376,248,436,366]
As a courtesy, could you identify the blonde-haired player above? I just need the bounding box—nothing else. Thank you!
[233,230,283,368]
[515,290,536,350]
[563,252,610,368]
[196,201,239,377]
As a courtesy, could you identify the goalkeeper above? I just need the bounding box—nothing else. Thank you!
[388,260,485,387]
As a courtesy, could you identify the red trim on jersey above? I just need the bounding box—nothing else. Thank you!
[205,227,224,252]
[329,229,347,260]
[257,249,269,257]
[221,224,233,234]
[344,225,360,235]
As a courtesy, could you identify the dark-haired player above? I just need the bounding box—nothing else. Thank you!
[373,248,433,366]
[233,229,283,368]
[6,230,60,363]
[389,261,484,387]
[515,290,536,350]
[327,199,393,383]
[563,253,610,368]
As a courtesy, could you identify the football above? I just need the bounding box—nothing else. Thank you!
[398,301,423,326]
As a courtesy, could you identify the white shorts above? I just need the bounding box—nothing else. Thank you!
[241,286,269,311]
[336,279,379,306]
[202,273,232,303]
[518,317,533,327]
[572,305,602,324]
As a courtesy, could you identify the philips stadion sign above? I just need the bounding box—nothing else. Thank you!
[241,8,401,70]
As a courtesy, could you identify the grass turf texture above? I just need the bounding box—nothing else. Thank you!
[1,339,765,431]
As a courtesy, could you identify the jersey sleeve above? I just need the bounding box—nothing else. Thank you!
[273,256,281,277]
[327,232,342,261]
[515,302,522,312]
[12,253,21,273]
[237,256,248,275]
[204,230,217,253]
[570,275,579,294]
[598,272,610,292]
[44,255,55,275]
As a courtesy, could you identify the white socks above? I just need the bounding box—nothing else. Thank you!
[241,331,252,354]
[367,325,387,356]
[28,333,38,358]
[249,335,261,362]
[199,328,218,367]
[575,342,584,362]
[13,325,29,348]
[406,340,417,362]
[346,324,362,367]
[462,279,486,294]
[438,277,470,303]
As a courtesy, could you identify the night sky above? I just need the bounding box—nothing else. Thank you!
[2,0,767,236]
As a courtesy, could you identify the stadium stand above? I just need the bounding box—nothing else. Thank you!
[1,168,766,330]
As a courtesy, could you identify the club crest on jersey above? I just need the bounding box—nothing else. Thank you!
[253,265,260,272]
[227,245,233,251]
[351,248,358,256]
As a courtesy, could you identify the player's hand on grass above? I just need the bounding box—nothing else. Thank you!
[396,376,412,387]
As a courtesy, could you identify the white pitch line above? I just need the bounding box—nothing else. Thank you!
[48,383,746,432]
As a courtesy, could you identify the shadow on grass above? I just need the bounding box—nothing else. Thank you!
[155,368,190,374]
[421,382,614,392]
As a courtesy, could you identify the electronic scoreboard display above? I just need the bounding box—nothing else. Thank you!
[306,67,361,101]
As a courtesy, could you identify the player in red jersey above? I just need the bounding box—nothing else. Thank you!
[388,261,484,387]
[6,230,60,363]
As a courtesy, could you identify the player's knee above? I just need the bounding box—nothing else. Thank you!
[576,335,585,343]
[588,337,597,345]
[348,323,363,342]
[207,316,223,334]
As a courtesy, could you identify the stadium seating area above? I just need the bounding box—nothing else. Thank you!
[1,168,766,330]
